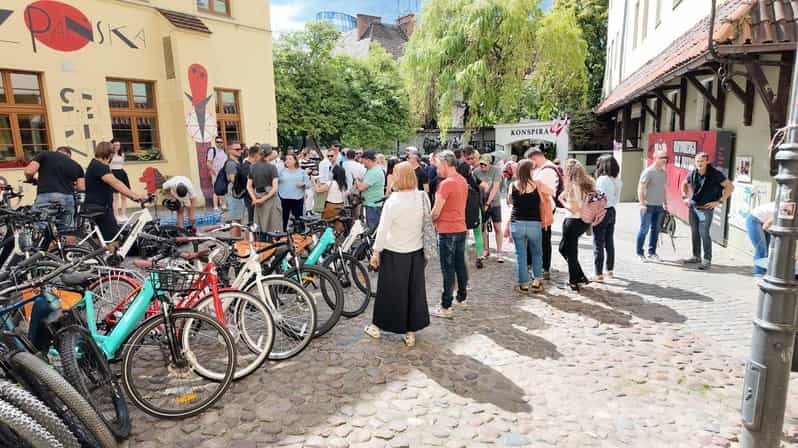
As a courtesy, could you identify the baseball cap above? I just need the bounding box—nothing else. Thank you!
[346,149,357,159]
[362,150,377,160]
[259,143,273,155]
[480,154,492,165]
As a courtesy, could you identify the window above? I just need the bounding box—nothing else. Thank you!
[0,70,50,166]
[632,1,640,49]
[215,89,241,148]
[656,0,662,26]
[106,79,160,156]
[642,0,649,41]
[198,0,230,16]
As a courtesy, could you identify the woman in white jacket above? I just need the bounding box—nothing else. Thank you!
[365,162,430,347]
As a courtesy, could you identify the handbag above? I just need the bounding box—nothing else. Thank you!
[419,191,438,260]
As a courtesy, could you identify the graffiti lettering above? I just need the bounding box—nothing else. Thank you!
[59,87,95,158]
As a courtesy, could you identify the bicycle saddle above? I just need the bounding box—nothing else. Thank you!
[60,272,98,287]
[266,231,288,240]
[215,235,243,243]
[80,210,105,219]
[299,215,321,223]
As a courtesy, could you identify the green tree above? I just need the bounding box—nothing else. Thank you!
[525,4,589,119]
[401,0,542,135]
[553,0,609,107]
[274,21,411,149]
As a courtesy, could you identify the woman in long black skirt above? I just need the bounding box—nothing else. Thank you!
[367,162,430,347]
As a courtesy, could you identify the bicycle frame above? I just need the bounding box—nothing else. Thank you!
[79,207,153,259]
[281,226,336,271]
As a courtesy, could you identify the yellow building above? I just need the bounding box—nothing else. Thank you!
[0,0,277,205]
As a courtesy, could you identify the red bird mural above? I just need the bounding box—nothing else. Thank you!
[186,64,214,141]
[139,167,166,194]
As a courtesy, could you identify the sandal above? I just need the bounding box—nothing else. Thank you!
[403,334,415,347]
[364,324,381,339]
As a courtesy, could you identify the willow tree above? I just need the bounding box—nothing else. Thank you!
[401,0,541,135]
[525,4,589,119]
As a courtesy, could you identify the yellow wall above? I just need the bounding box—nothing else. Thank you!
[0,0,276,206]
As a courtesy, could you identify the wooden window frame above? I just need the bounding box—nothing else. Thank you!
[0,70,52,168]
[215,88,242,148]
[198,0,231,16]
[106,78,160,154]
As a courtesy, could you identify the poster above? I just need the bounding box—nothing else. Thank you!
[729,183,761,230]
[647,130,735,246]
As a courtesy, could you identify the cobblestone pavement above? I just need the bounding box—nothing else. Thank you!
[125,203,798,447]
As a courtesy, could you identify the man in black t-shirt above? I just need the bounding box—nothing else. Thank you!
[680,152,734,269]
[24,146,85,230]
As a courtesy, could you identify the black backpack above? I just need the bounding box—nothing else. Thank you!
[465,177,483,230]
[542,165,565,208]
[232,161,251,199]
[213,168,229,196]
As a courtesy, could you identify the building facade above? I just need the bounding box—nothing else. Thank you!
[598,0,796,253]
[333,14,415,60]
[0,0,277,206]
[315,11,357,33]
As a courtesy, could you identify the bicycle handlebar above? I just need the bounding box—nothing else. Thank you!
[0,247,107,297]
[0,251,47,284]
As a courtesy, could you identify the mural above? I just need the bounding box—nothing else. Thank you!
[184,64,216,204]
[139,167,166,194]
[59,87,96,160]
[14,0,145,53]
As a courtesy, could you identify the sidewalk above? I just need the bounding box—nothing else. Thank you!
[124,203,798,448]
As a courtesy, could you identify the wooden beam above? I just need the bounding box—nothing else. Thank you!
[640,99,647,134]
[743,79,755,126]
[655,98,662,132]
[679,77,688,130]
[640,98,657,117]
[744,58,777,116]
[715,78,726,128]
[654,89,680,113]
[773,52,793,131]
[686,74,721,109]
[725,78,747,102]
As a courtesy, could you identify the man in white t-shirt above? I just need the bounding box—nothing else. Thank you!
[528,147,560,279]
[162,176,200,231]
[206,136,228,211]
[343,149,366,190]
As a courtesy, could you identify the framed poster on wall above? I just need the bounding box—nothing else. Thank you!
[735,156,752,183]
[647,130,735,246]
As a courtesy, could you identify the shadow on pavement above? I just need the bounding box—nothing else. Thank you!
[539,293,633,327]
[580,288,687,324]
[474,308,562,361]
[612,276,714,302]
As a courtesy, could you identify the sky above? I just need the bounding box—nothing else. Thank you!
[270,0,552,35]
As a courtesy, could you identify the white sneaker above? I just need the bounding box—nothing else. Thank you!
[647,254,661,262]
[637,255,648,263]
[431,307,453,319]
[606,271,614,279]
[455,299,469,309]
[594,274,604,282]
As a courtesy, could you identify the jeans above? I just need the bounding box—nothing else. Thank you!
[746,214,770,275]
[511,221,542,285]
[529,210,555,271]
[365,206,382,234]
[280,197,304,231]
[636,205,665,256]
[689,207,715,261]
[593,207,616,275]
[559,218,590,284]
[34,192,75,231]
[439,232,467,309]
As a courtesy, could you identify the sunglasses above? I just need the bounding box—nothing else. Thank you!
[658,157,669,161]
[327,155,336,159]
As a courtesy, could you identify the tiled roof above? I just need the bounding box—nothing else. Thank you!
[334,22,409,59]
[596,0,797,114]
[158,9,212,34]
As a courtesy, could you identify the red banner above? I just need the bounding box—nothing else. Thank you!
[646,130,734,244]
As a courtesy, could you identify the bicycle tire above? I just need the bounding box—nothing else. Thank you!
[8,351,117,448]
[120,309,236,419]
[56,327,130,439]
[352,242,377,298]
[0,380,79,448]
[322,252,372,317]
[281,265,343,337]
[245,277,316,360]
[192,291,275,381]
[0,398,62,448]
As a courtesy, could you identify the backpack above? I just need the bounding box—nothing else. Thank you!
[213,167,229,196]
[232,161,250,199]
[542,165,565,208]
[465,176,483,230]
[580,190,608,227]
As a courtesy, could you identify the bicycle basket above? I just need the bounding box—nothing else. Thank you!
[149,270,203,293]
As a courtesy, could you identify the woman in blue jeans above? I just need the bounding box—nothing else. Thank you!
[507,159,552,293]
[746,202,775,276]
[593,155,623,281]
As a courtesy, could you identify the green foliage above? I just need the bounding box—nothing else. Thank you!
[274,21,411,150]
[401,0,542,134]
[126,147,162,162]
[525,4,589,120]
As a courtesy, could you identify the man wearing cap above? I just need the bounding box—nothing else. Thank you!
[25,146,85,230]
[162,175,200,231]
[475,153,504,262]
[343,149,367,191]
[355,151,386,232]
[207,136,228,211]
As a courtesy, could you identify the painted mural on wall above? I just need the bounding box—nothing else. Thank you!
[184,64,216,204]
[59,87,96,162]
[0,1,145,52]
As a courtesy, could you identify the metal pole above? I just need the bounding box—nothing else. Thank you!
[741,48,798,447]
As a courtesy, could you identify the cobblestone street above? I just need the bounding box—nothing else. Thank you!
[125,203,798,447]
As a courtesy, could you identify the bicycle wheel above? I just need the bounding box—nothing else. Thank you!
[352,241,377,298]
[9,351,117,448]
[0,379,79,448]
[87,273,143,334]
[0,398,62,448]
[322,252,372,317]
[246,277,316,360]
[192,291,275,380]
[120,309,236,419]
[56,327,130,439]
[281,265,343,337]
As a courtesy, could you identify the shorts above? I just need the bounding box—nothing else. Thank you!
[483,205,502,223]
[225,192,245,222]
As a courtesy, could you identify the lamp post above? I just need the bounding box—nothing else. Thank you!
[741,49,798,447]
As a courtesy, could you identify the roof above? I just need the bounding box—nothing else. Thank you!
[596,0,798,114]
[334,22,409,59]
[157,9,212,34]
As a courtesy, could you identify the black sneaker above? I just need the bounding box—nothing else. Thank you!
[476,258,484,269]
